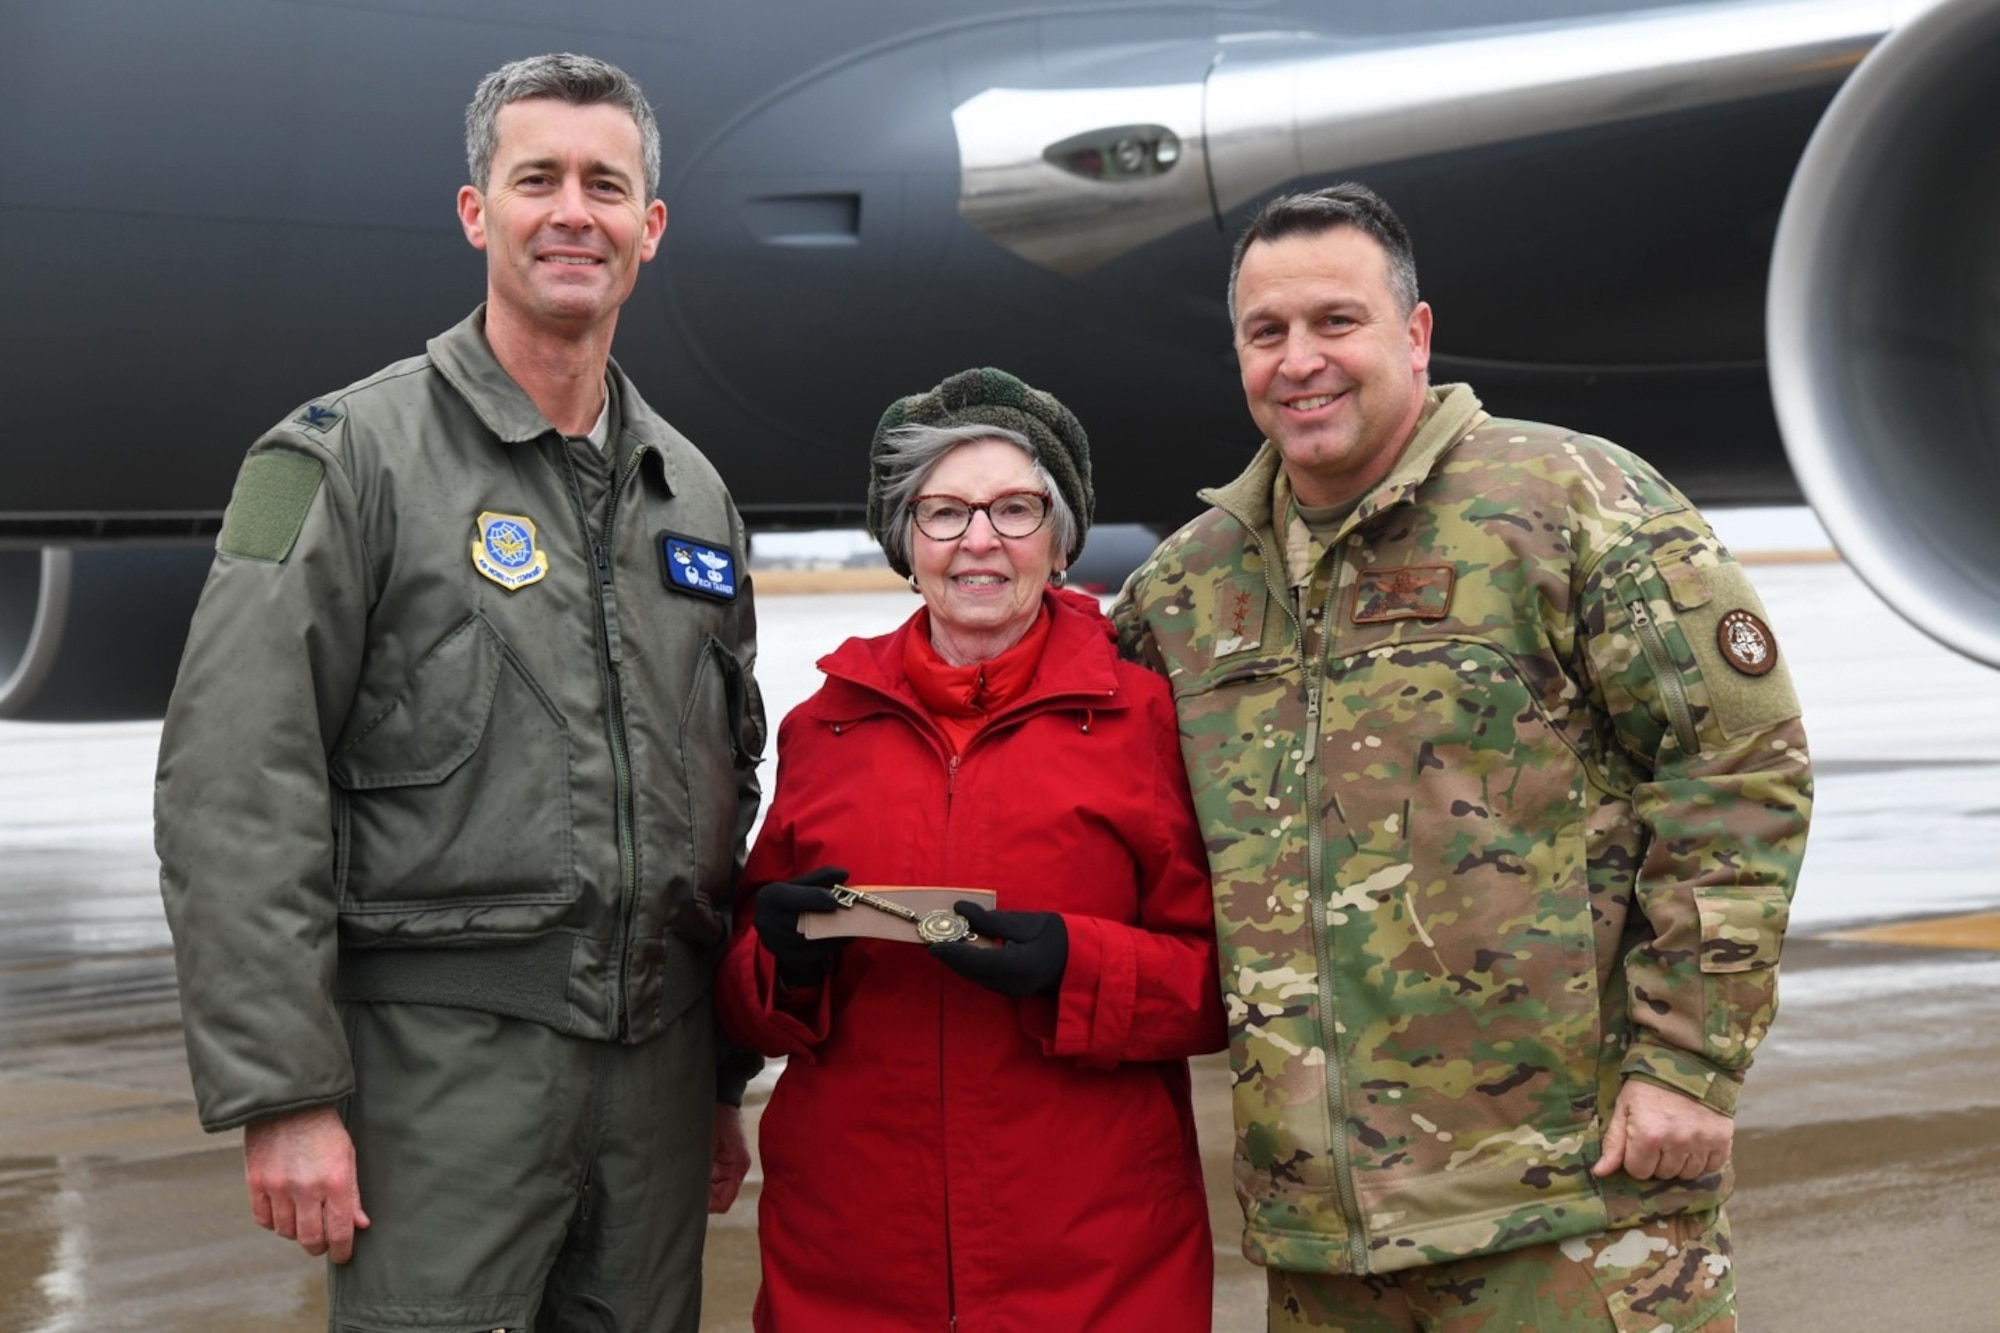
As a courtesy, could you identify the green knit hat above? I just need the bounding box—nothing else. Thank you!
[867,367,1094,577]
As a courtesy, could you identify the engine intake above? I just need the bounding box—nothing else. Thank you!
[1769,0,2000,668]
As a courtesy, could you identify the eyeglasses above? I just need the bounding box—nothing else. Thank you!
[911,490,1052,541]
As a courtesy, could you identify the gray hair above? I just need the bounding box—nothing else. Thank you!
[466,53,662,201]
[1226,182,1421,323]
[875,424,1079,575]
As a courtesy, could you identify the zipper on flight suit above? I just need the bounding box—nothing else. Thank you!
[1626,598,1700,755]
[559,438,645,1039]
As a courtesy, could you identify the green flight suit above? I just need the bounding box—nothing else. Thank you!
[156,308,763,1328]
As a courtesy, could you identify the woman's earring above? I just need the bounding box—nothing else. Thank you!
[1049,569,1067,589]
[907,574,921,594]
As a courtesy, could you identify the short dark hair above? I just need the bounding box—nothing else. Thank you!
[466,53,662,200]
[1226,183,1420,323]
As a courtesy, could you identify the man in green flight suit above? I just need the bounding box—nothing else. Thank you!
[1113,183,1812,1330]
[156,53,763,1330]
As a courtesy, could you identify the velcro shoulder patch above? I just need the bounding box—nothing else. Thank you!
[1677,561,1801,739]
[217,448,325,562]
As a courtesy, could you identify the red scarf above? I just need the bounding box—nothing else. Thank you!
[901,603,1053,755]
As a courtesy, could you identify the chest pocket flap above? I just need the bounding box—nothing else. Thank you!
[332,616,503,789]
[327,614,575,917]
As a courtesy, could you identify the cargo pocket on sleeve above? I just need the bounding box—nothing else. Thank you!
[1696,888,1787,1065]
[1696,890,1785,975]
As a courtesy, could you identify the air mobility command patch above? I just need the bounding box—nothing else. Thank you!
[471,511,549,590]
[1352,564,1455,623]
[659,531,738,601]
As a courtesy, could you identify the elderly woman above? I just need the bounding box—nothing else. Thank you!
[716,369,1225,1332]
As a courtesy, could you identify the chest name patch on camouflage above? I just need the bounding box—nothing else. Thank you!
[1352,565,1455,623]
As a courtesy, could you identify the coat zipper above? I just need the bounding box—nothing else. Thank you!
[1627,598,1699,755]
[1289,551,1368,1274]
[941,746,959,1328]
[820,644,1120,1320]
[1191,489,1378,1270]
[560,438,645,1038]
[941,967,959,1329]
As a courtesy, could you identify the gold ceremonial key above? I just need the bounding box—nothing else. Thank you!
[828,884,978,944]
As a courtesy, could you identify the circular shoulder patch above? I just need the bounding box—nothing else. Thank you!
[1717,608,1778,676]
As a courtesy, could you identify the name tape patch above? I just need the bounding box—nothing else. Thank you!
[1352,565,1456,623]
[472,511,550,591]
[660,531,738,601]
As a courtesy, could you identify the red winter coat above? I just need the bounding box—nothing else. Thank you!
[718,589,1224,1333]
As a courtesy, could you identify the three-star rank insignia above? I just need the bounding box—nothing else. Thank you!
[1717,608,1778,676]
[471,511,550,591]
[659,531,738,601]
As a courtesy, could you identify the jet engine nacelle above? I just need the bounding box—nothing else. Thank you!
[0,546,213,721]
[1769,0,2000,669]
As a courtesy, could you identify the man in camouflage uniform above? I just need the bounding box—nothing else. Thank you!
[1112,183,1811,1330]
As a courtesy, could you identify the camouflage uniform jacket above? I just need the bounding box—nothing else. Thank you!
[1112,383,1812,1274]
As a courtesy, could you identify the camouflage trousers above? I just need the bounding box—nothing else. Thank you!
[1267,1208,1734,1333]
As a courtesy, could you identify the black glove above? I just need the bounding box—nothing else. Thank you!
[753,867,850,987]
[929,901,1068,998]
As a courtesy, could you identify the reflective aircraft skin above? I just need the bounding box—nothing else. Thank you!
[2,0,1994,717]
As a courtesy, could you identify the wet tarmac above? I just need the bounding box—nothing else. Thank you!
[4,557,1999,1331]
